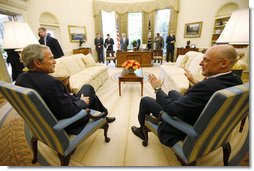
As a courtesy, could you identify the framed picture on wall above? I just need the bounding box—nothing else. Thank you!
[184,22,202,38]
[68,25,86,42]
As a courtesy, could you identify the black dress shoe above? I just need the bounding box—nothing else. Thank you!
[106,117,116,123]
[131,126,145,140]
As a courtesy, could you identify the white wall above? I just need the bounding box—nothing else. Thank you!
[25,0,249,54]
[26,0,95,55]
[176,0,249,49]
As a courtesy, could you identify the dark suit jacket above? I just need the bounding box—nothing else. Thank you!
[120,38,129,51]
[156,73,243,146]
[5,49,24,81]
[166,35,176,49]
[104,38,114,51]
[15,71,88,134]
[94,37,104,51]
[39,34,64,59]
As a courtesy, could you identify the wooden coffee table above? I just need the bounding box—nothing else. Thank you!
[118,69,143,96]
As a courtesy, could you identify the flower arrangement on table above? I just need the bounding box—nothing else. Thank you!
[122,60,140,73]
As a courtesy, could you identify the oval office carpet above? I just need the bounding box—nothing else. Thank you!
[0,63,249,166]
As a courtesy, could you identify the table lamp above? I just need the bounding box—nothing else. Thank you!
[216,8,249,75]
[2,21,38,50]
[216,8,249,45]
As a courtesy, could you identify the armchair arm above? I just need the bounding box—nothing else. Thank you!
[53,109,88,131]
[86,108,107,120]
[145,115,162,124]
[159,111,198,139]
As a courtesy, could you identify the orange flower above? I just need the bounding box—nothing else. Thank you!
[122,60,141,70]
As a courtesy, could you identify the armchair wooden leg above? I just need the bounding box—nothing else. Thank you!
[58,149,75,166]
[222,142,231,166]
[102,123,110,142]
[31,136,38,164]
[142,126,149,147]
[239,116,247,132]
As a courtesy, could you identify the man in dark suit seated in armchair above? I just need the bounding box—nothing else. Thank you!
[131,44,242,147]
[15,44,115,135]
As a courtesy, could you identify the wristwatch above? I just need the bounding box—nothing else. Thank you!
[154,86,161,93]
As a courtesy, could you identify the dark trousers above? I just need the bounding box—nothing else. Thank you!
[96,49,104,63]
[66,84,108,134]
[138,90,186,147]
[166,47,174,62]
[138,97,162,127]
[76,84,108,113]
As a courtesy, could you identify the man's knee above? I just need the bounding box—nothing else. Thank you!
[140,96,153,107]
[81,84,95,95]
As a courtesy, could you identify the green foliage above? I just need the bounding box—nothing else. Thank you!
[131,40,137,47]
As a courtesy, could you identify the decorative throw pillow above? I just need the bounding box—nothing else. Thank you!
[175,55,187,68]
[187,53,203,74]
[82,53,96,67]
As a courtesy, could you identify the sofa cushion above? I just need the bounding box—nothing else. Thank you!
[59,56,83,75]
[82,53,96,67]
[175,55,187,68]
[184,51,201,69]
[187,53,203,74]
[78,66,107,79]
[69,75,93,94]
[49,59,70,77]
[72,54,87,70]
[160,65,185,75]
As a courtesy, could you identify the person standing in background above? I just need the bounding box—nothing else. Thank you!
[154,33,164,50]
[104,34,114,52]
[94,33,104,63]
[166,31,176,62]
[147,36,152,50]
[5,49,24,81]
[38,27,64,59]
[120,33,129,51]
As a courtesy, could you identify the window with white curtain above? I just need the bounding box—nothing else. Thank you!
[101,10,117,51]
[154,9,171,53]
[128,12,142,49]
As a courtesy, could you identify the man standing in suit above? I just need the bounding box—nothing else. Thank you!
[166,31,176,62]
[131,44,242,147]
[38,27,64,59]
[104,34,114,52]
[15,44,115,135]
[154,33,164,50]
[94,33,104,63]
[120,33,129,51]
[5,49,24,81]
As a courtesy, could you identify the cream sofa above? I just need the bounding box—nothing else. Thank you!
[50,53,108,93]
[160,51,205,94]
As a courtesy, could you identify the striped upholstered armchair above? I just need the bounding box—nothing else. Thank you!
[0,81,110,166]
[142,83,249,166]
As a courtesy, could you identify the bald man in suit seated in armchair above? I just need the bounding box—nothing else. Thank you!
[15,44,115,135]
[131,44,242,147]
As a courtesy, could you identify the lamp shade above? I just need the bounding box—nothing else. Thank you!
[216,9,249,45]
[2,21,39,49]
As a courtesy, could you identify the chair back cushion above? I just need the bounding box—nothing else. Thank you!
[153,50,163,56]
[182,83,249,162]
[0,81,70,155]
